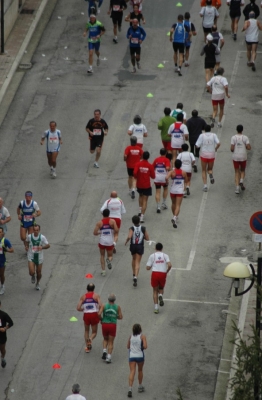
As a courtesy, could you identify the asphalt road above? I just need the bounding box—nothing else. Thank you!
[0,0,262,399]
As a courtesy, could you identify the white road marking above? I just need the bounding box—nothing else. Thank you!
[218,370,230,374]
[163,299,229,306]
[219,256,248,264]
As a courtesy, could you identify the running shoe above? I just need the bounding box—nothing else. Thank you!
[154,309,159,314]
[137,62,141,69]
[209,173,215,184]
[133,277,137,287]
[138,386,145,393]
[178,69,182,77]
[171,219,177,229]
[159,295,164,307]
[106,259,112,270]
[97,58,100,66]
[50,167,54,176]
[140,215,144,223]
[102,351,107,360]
[132,67,136,73]
[131,190,135,199]
[128,390,132,398]
[52,171,56,179]
[106,356,112,363]
[186,187,190,196]
[85,347,90,353]
[118,25,121,32]
[233,33,237,41]
[31,275,36,284]
[252,63,256,72]
[210,117,215,128]
[35,283,40,291]
[217,122,222,128]
[94,162,99,168]
[87,339,92,351]
[113,38,118,44]
[0,286,4,295]
[175,67,179,72]
[235,186,240,194]
[161,203,168,210]
[101,270,106,276]
[1,358,6,368]
[87,68,93,74]
[157,207,161,214]
[203,186,208,192]
[247,61,252,67]
[185,62,189,67]
[183,192,187,198]
[193,165,197,173]
[240,182,245,191]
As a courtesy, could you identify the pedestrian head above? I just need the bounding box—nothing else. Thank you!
[206,34,213,42]
[181,143,189,151]
[132,323,142,335]
[176,113,183,122]
[110,191,117,198]
[205,124,211,132]
[33,225,41,234]
[206,0,212,5]
[132,215,140,225]
[102,209,110,217]
[133,4,139,12]
[236,125,243,133]
[249,11,255,18]
[25,191,33,199]
[164,107,171,116]
[192,110,198,117]
[177,14,184,21]
[216,67,224,76]
[0,227,4,236]
[177,102,183,110]
[87,283,95,292]
[130,135,137,145]
[94,109,101,120]
[133,115,142,125]
[175,159,182,169]
[142,151,150,160]
[184,12,190,20]
[49,121,57,131]
[90,15,96,24]
[132,19,139,28]
[211,25,217,32]
[155,242,163,251]
[72,384,81,394]
[108,293,116,302]
[160,148,167,156]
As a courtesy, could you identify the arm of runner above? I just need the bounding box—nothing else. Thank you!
[76,296,84,311]
[32,203,41,218]
[146,254,152,270]
[183,125,189,141]
[215,141,220,151]
[127,336,131,349]
[4,240,14,253]
[258,20,262,30]
[0,213,11,225]
[224,84,230,98]
[246,143,251,150]
[144,229,149,241]
[220,35,225,49]
[83,25,89,37]
[167,261,172,273]
[40,132,46,145]
[169,27,174,42]
[182,170,188,185]
[117,305,123,319]
[141,334,147,350]
[125,13,131,21]
[98,304,104,319]
[93,221,102,236]
[125,228,133,245]
[150,164,156,179]
[110,219,119,234]
[100,201,107,213]
[59,133,63,145]
[242,20,249,31]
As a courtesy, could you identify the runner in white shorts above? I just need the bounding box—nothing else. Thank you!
[40,121,62,179]
[177,143,195,197]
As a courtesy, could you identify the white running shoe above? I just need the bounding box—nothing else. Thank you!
[50,167,54,176]
[235,186,240,194]
[94,162,99,168]
[161,203,168,210]
[0,285,5,295]
[101,270,106,276]
[35,283,40,291]
[51,171,56,179]
[138,386,145,393]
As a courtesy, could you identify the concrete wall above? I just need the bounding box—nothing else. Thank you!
[0,0,26,43]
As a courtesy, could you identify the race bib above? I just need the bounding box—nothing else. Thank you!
[113,5,120,10]
[24,216,33,221]
[32,246,39,253]
[93,129,102,136]
[131,38,139,44]
[49,137,58,143]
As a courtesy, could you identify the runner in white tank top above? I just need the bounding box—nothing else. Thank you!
[242,13,262,70]
[177,143,195,197]
[230,124,251,194]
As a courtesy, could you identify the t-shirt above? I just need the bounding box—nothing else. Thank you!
[207,76,228,100]
[100,198,126,219]
[152,156,170,183]
[200,6,219,27]
[170,109,187,120]
[86,118,108,139]
[195,132,220,159]
[124,145,143,168]
[0,310,13,343]
[186,116,206,142]
[65,395,87,400]
[172,22,190,43]
[86,20,105,43]
[177,151,196,173]
[110,0,127,14]
[158,116,176,141]
[42,129,61,152]
[0,206,10,233]
[133,160,155,189]
[126,26,146,47]
[129,11,144,25]
[146,251,170,273]
[231,134,250,161]
[0,237,12,266]
[168,122,189,149]
[128,123,147,144]
[227,0,245,12]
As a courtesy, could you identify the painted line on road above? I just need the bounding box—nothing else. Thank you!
[171,267,188,271]
[218,370,230,375]
[219,256,248,264]
[164,299,229,306]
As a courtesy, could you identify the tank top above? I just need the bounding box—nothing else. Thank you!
[99,218,114,246]
[170,122,185,149]
[102,303,118,324]
[232,134,248,161]
[246,19,259,42]
[82,292,99,314]
[154,157,168,183]
[29,234,42,264]
[45,129,61,152]
[173,22,186,43]
[0,207,7,233]
[21,200,36,228]
[178,152,193,173]
[170,168,184,195]
[130,225,145,245]
[129,334,144,358]
[199,133,216,159]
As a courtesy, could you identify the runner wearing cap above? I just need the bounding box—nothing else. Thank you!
[200,33,220,83]
[127,115,148,148]
[17,191,41,250]
[40,121,62,178]
[124,136,144,198]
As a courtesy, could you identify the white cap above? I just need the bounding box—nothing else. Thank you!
[206,34,213,41]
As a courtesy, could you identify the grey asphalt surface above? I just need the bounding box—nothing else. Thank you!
[0,0,262,399]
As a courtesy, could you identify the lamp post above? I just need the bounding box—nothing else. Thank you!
[1,0,4,54]
[223,258,262,400]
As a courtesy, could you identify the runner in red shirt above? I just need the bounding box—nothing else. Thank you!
[152,148,171,213]
[124,136,143,199]
[133,151,155,223]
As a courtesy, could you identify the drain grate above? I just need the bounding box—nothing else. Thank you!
[20,9,34,14]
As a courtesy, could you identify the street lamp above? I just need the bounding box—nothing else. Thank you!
[223,258,262,400]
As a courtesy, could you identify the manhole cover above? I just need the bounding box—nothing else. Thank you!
[18,63,32,69]
[20,9,34,14]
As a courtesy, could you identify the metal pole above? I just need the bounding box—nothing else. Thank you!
[1,0,4,54]
[254,257,262,399]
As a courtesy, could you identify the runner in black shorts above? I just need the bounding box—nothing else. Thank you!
[86,109,108,168]
[108,0,127,43]
[227,0,245,40]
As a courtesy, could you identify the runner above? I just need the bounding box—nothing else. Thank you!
[227,0,245,40]
[168,113,189,165]
[133,151,155,223]
[25,224,50,291]
[152,148,171,213]
[125,215,149,287]
[195,125,220,192]
[87,0,104,16]
[157,107,176,160]
[200,0,219,40]
[93,209,119,276]
[211,25,225,73]
[207,67,230,128]
[83,15,105,74]
[65,384,86,400]
[86,109,109,168]
[184,12,197,67]
[0,198,11,233]
[200,0,221,9]
[127,115,148,148]
[40,121,62,178]
[170,103,187,123]
[0,228,14,295]
[128,0,143,11]
[177,143,196,197]
[17,191,41,250]
[186,110,206,172]
[243,0,260,20]
[100,191,126,253]
[99,293,123,363]
[200,33,220,83]
[125,4,146,25]
[166,159,188,228]
[0,301,13,368]
[146,243,172,314]
[76,283,102,353]
[170,15,191,76]
[230,125,251,193]
[124,136,143,198]
[126,19,146,73]
[108,0,127,43]
[242,11,262,71]
[127,324,147,397]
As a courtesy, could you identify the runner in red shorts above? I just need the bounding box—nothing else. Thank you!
[76,283,102,353]
[207,67,230,128]
[146,243,172,314]
[230,124,251,194]
[99,293,123,363]
[157,107,176,161]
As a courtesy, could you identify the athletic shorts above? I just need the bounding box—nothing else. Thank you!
[130,47,141,55]
[28,259,42,266]
[102,323,117,337]
[205,61,216,69]
[127,168,134,177]
[0,263,6,268]
[90,137,103,151]
[46,150,59,154]
[203,26,212,34]
[111,217,121,229]
[0,337,7,345]
[230,10,241,20]
[137,187,152,196]
[129,357,144,363]
[151,271,167,289]
[200,157,215,163]
[186,172,192,178]
[155,183,168,189]
[111,13,123,26]
[173,42,185,53]
[246,41,258,45]
[130,244,144,255]
[162,140,172,151]
[88,42,100,51]
[83,312,100,326]
[98,243,114,251]
[212,99,225,106]
[233,160,247,169]
[170,193,183,198]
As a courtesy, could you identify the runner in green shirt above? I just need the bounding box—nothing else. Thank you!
[157,107,176,159]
